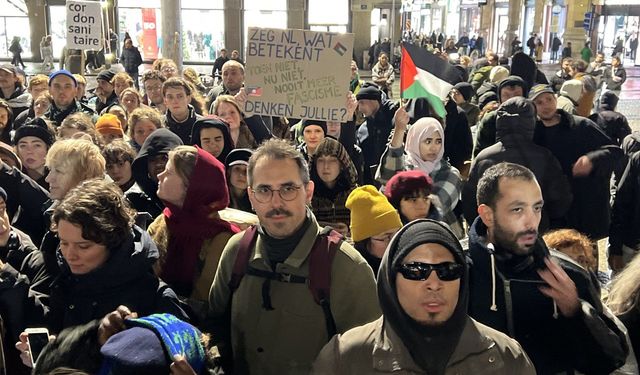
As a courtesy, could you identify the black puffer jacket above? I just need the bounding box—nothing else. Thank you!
[467,218,628,374]
[534,109,623,239]
[357,99,398,185]
[610,151,640,256]
[44,227,188,333]
[120,46,143,74]
[589,92,631,146]
[131,128,183,218]
[463,97,572,231]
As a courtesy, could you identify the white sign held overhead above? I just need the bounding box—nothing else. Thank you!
[66,0,102,50]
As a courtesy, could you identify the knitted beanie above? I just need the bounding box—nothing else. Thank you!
[95,113,123,136]
[355,82,382,101]
[346,185,402,242]
[301,119,327,136]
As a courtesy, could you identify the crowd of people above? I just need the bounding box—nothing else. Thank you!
[0,33,635,374]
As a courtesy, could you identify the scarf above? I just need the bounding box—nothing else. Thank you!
[162,147,239,295]
[405,117,445,175]
[259,208,312,266]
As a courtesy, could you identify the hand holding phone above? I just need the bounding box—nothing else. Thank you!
[25,327,50,367]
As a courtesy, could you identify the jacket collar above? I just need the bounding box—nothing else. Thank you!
[372,317,496,372]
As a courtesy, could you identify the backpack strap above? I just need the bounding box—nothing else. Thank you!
[309,227,343,338]
[228,225,258,292]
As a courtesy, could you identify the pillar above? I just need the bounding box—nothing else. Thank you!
[288,0,305,29]
[352,0,373,68]
[27,0,47,61]
[161,0,183,68]
[533,0,544,34]
[504,0,524,56]
[562,0,590,59]
[479,0,493,50]
[224,0,242,54]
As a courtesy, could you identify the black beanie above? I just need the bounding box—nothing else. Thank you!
[496,97,536,130]
[392,219,465,269]
[453,82,474,102]
[478,91,498,110]
[599,91,619,111]
[13,118,55,147]
[97,69,116,83]
[356,82,382,101]
[498,75,527,102]
[301,119,327,136]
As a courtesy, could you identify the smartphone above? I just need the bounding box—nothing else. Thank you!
[25,327,50,366]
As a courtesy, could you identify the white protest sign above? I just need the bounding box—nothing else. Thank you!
[244,28,354,122]
[66,0,102,50]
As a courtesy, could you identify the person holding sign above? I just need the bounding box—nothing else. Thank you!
[211,89,271,150]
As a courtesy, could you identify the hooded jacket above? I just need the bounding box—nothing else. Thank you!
[534,109,623,239]
[0,83,30,117]
[309,137,358,230]
[41,226,188,334]
[149,147,239,305]
[312,219,535,374]
[443,98,473,173]
[473,76,528,158]
[131,128,183,218]
[357,99,399,185]
[463,97,572,232]
[164,104,203,145]
[589,92,631,146]
[609,150,640,256]
[557,79,582,114]
[191,117,235,163]
[467,217,628,374]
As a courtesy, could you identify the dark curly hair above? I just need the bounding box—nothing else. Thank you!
[51,178,136,249]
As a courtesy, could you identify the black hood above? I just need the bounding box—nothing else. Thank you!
[131,128,183,203]
[378,219,469,375]
[599,91,619,111]
[495,97,536,142]
[498,75,527,102]
[509,52,537,93]
[191,117,234,162]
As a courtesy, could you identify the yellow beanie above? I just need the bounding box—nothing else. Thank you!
[346,185,402,242]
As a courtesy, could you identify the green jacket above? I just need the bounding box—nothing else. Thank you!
[312,316,536,374]
[471,65,494,93]
[209,213,381,374]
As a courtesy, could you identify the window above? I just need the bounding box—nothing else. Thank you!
[243,0,288,56]
[0,0,30,58]
[309,0,349,32]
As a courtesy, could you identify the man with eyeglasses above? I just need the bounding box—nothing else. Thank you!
[467,162,628,374]
[312,219,534,374]
[208,138,380,374]
[142,70,167,114]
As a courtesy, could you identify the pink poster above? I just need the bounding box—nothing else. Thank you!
[142,8,158,60]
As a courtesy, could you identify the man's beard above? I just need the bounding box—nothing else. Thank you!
[493,219,537,257]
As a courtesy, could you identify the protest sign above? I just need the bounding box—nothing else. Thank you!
[66,0,102,50]
[244,28,354,122]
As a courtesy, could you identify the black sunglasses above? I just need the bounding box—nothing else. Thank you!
[396,262,463,281]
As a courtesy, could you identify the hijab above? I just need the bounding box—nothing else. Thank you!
[405,117,445,175]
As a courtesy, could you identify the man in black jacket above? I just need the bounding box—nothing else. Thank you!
[530,84,622,240]
[463,96,572,232]
[467,162,627,374]
[356,83,398,185]
[589,91,631,146]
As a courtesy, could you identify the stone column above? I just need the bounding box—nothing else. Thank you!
[161,0,182,68]
[533,0,544,35]
[352,1,372,68]
[562,0,590,59]
[479,0,493,49]
[224,0,242,54]
[288,0,305,29]
[27,0,47,61]
[504,0,524,56]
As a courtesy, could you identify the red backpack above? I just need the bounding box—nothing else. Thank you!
[228,225,343,338]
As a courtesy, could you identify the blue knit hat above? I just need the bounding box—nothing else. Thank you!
[98,314,206,374]
[49,69,77,87]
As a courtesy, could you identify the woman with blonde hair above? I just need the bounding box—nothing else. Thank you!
[128,106,163,152]
[212,90,271,149]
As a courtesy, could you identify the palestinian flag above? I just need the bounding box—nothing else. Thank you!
[401,43,463,118]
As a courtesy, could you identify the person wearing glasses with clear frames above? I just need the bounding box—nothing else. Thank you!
[208,138,380,374]
[312,219,535,374]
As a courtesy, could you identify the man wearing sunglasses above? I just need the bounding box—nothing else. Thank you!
[208,138,380,374]
[468,162,628,374]
[313,219,534,374]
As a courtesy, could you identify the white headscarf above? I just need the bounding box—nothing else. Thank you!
[405,117,445,175]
